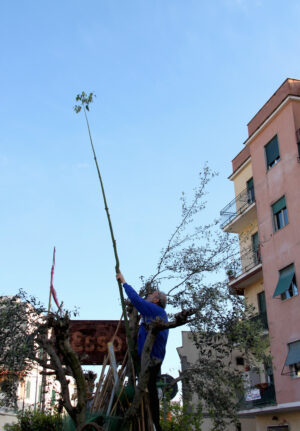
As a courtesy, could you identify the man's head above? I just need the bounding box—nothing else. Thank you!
[147,290,167,309]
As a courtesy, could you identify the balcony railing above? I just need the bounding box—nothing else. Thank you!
[228,246,261,280]
[220,186,255,229]
[251,311,268,330]
[238,383,276,410]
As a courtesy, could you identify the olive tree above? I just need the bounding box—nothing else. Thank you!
[0,94,269,430]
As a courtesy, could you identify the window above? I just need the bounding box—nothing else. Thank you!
[257,291,266,313]
[272,196,288,231]
[51,389,56,406]
[281,275,298,301]
[252,232,260,265]
[246,177,255,203]
[265,362,274,385]
[267,427,289,431]
[296,128,300,160]
[236,357,244,366]
[265,135,280,169]
[38,383,42,402]
[290,362,300,377]
[273,264,298,299]
[26,380,31,399]
[285,340,300,378]
[256,291,268,329]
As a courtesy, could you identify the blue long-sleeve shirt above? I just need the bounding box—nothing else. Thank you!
[123,283,169,361]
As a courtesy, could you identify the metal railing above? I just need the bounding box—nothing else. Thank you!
[251,311,268,330]
[220,186,255,229]
[238,383,276,410]
[228,246,261,280]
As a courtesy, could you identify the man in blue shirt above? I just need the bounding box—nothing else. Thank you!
[116,272,168,431]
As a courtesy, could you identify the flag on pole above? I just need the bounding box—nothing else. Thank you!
[50,247,60,310]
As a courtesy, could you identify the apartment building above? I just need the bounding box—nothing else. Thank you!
[220,78,300,431]
[177,331,256,431]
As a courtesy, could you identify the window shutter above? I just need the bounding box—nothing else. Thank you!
[285,340,300,366]
[39,384,42,402]
[252,232,259,251]
[272,196,286,214]
[247,177,254,190]
[273,264,295,297]
[258,291,266,313]
[265,136,279,165]
[26,381,31,398]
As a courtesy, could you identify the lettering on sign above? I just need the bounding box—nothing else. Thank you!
[69,320,127,365]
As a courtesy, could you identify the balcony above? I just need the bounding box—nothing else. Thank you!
[228,246,263,294]
[238,383,276,411]
[251,311,268,330]
[220,186,256,233]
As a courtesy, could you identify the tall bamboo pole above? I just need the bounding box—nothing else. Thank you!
[41,247,56,411]
[74,93,135,360]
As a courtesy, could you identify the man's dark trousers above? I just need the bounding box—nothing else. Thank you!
[147,362,162,431]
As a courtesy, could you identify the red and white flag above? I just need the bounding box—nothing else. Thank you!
[50,247,60,310]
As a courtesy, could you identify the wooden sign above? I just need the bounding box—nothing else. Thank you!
[69,320,127,365]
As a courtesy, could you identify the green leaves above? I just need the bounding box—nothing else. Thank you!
[4,409,63,431]
[160,401,203,431]
[0,294,45,408]
[74,91,96,114]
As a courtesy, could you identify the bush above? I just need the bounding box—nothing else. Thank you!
[160,401,203,431]
[4,409,63,431]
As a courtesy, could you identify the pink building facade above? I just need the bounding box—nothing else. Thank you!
[221,78,300,430]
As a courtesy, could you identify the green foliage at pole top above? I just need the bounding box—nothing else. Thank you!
[74,92,135,361]
[74,91,96,113]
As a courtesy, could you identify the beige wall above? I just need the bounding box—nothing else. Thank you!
[232,160,259,274]
[238,221,259,274]
[256,411,300,431]
[201,416,255,431]
[233,160,253,197]
[238,220,258,247]
[244,280,264,312]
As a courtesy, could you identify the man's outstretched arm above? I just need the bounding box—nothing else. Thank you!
[116,272,160,317]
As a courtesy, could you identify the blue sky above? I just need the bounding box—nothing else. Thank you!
[1,0,300,377]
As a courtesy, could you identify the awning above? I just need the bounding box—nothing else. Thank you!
[273,264,295,298]
[285,341,300,366]
[272,196,286,214]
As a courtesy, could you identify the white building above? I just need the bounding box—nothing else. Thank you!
[0,365,77,428]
